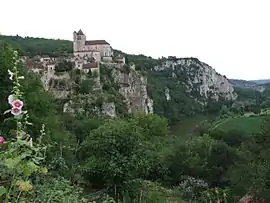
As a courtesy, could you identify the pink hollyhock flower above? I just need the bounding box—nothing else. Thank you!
[11,99,23,109]
[11,107,22,116]
[0,136,5,144]
[8,95,14,105]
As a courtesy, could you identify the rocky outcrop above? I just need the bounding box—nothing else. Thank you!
[102,102,116,118]
[63,94,116,118]
[239,195,264,203]
[154,57,237,105]
[165,87,171,101]
[110,65,153,114]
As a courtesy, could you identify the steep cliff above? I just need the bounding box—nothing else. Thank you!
[53,62,153,118]
[101,63,153,114]
[153,57,237,104]
[125,56,239,121]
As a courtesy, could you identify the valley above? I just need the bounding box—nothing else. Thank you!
[0,34,270,203]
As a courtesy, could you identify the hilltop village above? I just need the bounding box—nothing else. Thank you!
[21,29,153,116]
[22,29,126,91]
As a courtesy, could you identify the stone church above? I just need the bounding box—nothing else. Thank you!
[73,29,113,62]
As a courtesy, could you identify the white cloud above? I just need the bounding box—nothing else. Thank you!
[1,0,269,80]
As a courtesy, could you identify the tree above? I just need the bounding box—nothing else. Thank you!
[169,135,238,187]
[79,79,95,94]
[130,114,168,139]
[55,61,73,72]
[80,120,151,189]
[220,105,229,115]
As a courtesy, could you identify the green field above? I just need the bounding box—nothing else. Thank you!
[214,116,266,135]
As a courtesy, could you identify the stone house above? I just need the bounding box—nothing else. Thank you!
[24,59,44,75]
[82,62,100,87]
[82,62,99,75]
[114,55,126,64]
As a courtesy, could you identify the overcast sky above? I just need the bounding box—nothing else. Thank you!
[1,0,269,80]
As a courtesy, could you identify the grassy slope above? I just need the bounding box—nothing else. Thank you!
[215,116,265,135]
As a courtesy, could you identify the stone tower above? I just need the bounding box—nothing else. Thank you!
[73,29,86,53]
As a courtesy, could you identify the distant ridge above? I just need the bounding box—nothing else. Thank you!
[249,79,270,85]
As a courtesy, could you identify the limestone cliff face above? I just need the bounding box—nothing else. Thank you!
[41,70,73,99]
[110,65,153,114]
[61,63,154,118]
[154,57,237,104]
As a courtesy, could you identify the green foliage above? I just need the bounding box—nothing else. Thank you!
[79,79,96,94]
[79,114,172,198]
[0,42,16,120]
[99,64,128,116]
[0,35,72,57]
[214,116,265,135]
[210,129,249,147]
[132,113,168,138]
[119,180,186,203]
[0,43,85,203]
[81,119,151,187]
[55,60,73,72]
[92,70,99,78]
[228,117,270,201]
[0,46,48,202]
[5,35,270,202]
[169,135,238,187]
[26,177,84,203]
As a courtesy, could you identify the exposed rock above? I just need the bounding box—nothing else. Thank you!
[239,195,264,203]
[155,57,237,105]
[62,95,101,118]
[102,102,116,118]
[63,101,75,113]
[165,87,171,101]
[52,90,71,99]
[111,66,153,114]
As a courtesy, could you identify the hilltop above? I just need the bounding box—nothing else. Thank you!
[0,35,72,56]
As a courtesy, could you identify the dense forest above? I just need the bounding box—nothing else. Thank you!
[0,35,72,57]
[1,36,270,203]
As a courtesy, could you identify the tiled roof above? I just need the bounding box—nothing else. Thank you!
[82,62,99,69]
[75,50,99,53]
[85,40,109,45]
[25,59,43,69]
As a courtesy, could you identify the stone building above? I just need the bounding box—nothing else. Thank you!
[114,55,126,64]
[73,29,113,62]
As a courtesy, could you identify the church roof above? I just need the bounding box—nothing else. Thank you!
[82,62,99,69]
[85,40,110,45]
[77,29,84,35]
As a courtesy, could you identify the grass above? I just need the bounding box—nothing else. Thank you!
[214,116,266,135]
[170,114,216,136]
